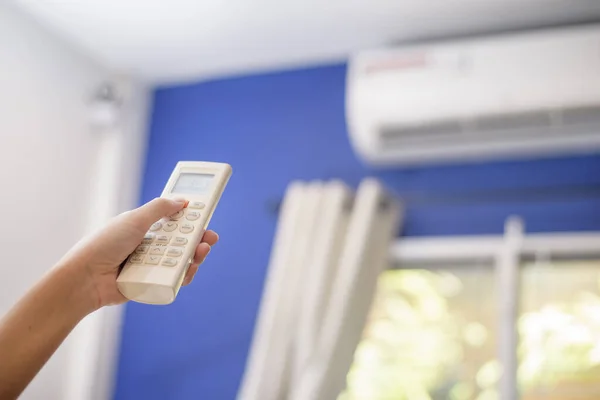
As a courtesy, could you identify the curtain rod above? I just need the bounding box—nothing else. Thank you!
[267,184,600,214]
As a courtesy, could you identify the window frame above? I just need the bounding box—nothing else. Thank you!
[389,221,600,400]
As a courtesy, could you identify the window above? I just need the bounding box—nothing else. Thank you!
[520,259,600,400]
[342,265,498,400]
[341,233,600,400]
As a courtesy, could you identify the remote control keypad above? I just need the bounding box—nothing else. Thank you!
[128,206,202,268]
[142,234,154,244]
[135,245,150,254]
[162,258,178,267]
[189,201,205,209]
[146,255,161,265]
[186,211,201,221]
[173,237,187,246]
[163,222,178,232]
[155,235,171,244]
[170,210,184,220]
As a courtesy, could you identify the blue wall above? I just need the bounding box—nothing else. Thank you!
[114,63,600,400]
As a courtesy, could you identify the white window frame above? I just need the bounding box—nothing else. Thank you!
[390,223,600,400]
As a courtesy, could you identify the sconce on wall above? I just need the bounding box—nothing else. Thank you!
[89,82,122,129]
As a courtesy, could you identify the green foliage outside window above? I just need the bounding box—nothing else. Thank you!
[341,261,600,400]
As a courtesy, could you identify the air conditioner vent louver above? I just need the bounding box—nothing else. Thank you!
[475,110,551,132]
[379,106,600,149]
[562,106,600,126]
[380,121,463,142]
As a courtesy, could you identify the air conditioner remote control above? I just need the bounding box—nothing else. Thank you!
[117,161,232,305]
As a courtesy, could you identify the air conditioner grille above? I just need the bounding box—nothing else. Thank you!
[563,106,600,126]
[476,110,550,132]
[380,120,463,141]
[379,106,600,148]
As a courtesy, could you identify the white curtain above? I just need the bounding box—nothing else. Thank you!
[238,178,402,400]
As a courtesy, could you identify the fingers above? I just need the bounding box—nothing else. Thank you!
[182,264,199,286]
[182,243,210,286]
[193,242,212,264]
[202,230,219,246]
[132,197,188,227]
[181,230,218,286]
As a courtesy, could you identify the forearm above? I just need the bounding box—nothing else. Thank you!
[0,260,97,399]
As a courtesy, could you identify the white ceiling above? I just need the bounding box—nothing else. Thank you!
[10,0,600,85]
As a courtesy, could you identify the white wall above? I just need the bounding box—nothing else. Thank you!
[0,4,150,399]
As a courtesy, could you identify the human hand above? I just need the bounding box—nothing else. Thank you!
[60,198,218,309]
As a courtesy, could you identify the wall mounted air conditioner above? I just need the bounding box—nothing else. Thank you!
[346,25,600,166]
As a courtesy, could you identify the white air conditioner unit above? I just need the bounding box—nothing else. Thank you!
[346,25,600,166]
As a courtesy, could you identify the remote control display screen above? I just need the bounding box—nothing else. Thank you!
[171,173,214,195]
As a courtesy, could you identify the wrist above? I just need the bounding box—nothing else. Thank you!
[52,257,100,318]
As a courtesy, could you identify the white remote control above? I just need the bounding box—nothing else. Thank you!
[117,161,232,305]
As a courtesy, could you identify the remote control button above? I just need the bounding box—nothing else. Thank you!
[180,223,194,234]
[170,210,184,220]
[186,211,201,221]
[129,254,145,264]
[166,248,183,257]
[162,258,178,267]
[142,233,154,244]
[173,237,188,246]
[189,201,205,209]
[149,246,166,255]
[135,245,150,254]
[146,255,161,265]
[149,222,162,231]
[163,222,178,232]
[155,235,171,244]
